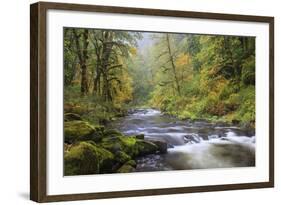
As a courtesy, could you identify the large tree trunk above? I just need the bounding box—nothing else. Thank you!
[92,35,102,96]
[73,29,89,95]
[100,31,114,101]
[80,62,88,94]
[93,65,101,95]
[166,34,181,96]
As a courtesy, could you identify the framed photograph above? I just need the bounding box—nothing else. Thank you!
[30,1,274,202]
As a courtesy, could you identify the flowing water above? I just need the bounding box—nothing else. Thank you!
[111,108,255,172]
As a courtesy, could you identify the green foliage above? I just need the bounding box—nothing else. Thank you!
[135,140,158,156]
[63,28,256,175]
[63,28,142,126]
[64,84,127,126]
[147,34,255,127]
[235,86,255,124]
[64,27,256,130]
[241,55,255,85]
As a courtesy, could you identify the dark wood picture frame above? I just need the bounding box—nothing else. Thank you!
[30,1,274,202]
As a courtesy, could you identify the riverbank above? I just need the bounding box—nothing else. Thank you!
[131,105,255,131]
[64,108,255,175]
[110,108,255,171]
[149,84,255,130]
[64,113,168,175]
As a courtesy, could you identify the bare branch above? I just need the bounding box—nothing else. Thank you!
[108,64,123,70]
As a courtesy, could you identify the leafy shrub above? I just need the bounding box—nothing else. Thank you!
[241,55,255,85]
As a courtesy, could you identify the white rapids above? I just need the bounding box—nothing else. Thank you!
[111,108,256,171]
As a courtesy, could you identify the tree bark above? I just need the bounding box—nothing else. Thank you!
[73,29,89,95]
[166,34,181,96]
[92,36,102,95]
[101,31,114,101]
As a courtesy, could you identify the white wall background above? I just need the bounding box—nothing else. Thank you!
[0,0,279,204]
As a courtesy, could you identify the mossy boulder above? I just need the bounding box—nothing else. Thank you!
[115,151,131,164]
[64,141,115,175]
[135,140,158,156]
[136,134,145,139]
[64,120,104,143]
[117,164,135,173]
[64,113,82,121]
[100,136,139,157]
[100,136,159,158]
[103,129,123,138]
[148,139,167,154]
[125,160,137,168]
[64,131,166,175]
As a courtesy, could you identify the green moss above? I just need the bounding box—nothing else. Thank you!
[100,136,138,157]
[135,140,158,156]
[100,137,122,153]
[117,164,135,173]
[148,140,167,154]
[64,120,104,143]
[120,136,137,147]
[64,142,100,175]
[115,151,131,164]
[125,160,137,168]
[64,141,115,175]
[95,144,115,173]
[64,113,82,121]
[100,136,160,158]
[103,129,123,137]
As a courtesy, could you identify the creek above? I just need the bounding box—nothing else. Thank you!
[111,108,255,172]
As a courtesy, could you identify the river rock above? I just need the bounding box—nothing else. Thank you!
[183,133,201,144]
[136,134,145,139]
[103,129,123,137]
[100,136,160,158]
[64,113,82,121]
[125,160,137,168]
[117,164,136,173]
[135,140,158,156]
[115,151,131,164]
[147,139,168,154]
[100,136,139,157]
[64,141,115,175]
[64,120,104,143]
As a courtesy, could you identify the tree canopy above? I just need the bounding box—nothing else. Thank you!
[64,28,255,128]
